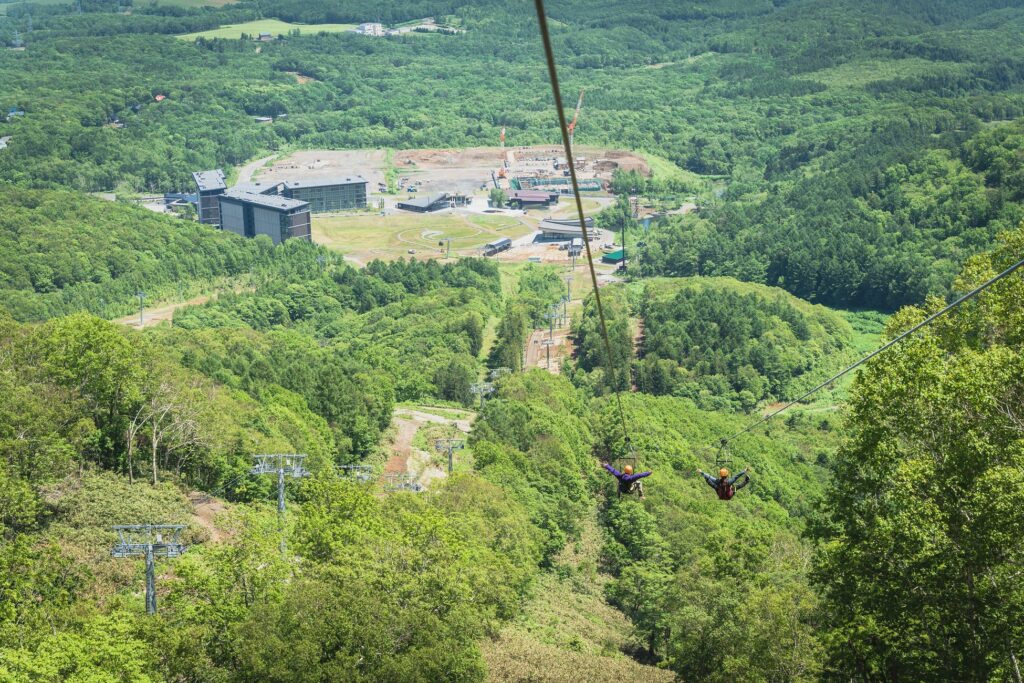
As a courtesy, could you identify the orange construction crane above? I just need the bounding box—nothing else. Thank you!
[568,89,584,147]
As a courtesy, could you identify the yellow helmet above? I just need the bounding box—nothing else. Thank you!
[719,468,729,478]
[623,465,634,475]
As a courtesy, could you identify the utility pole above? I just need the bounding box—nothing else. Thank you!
[434,437,465,474]
[470,382,495,411]
[11,29,22,48]
[251,454,309,552]
[564,277,572,317]
[111,524,186,615]
[438,238,452,259]
[136,289,145,327]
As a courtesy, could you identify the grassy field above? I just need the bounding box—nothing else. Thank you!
[796,57,967,88]
[147,0,237,6]
[314,211,533,262]
[178,19,355,40]
[481,509,675,683]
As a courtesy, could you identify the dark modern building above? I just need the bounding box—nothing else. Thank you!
[482,237,512,256]
[282,176,367,213]
[396,193,470,213]
[509,189,560,209]
[218,191,311,245]
[192,169,227,226]
[538,217,596,240]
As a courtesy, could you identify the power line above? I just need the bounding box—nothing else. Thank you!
[722,253,1024,445]
[532,0,632,453]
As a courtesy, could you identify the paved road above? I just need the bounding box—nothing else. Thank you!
[235,155,275,186]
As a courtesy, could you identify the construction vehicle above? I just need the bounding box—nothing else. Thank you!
[568,89,584,147]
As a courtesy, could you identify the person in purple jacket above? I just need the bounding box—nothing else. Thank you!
[602,462,652,499]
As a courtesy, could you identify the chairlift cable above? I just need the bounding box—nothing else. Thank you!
[720,253,1024,446]
[533,0,633,454]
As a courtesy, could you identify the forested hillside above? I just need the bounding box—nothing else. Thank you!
[2,0,1024,680]
[3,1,1024,306]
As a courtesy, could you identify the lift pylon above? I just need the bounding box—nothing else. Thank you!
[111,524,186,614]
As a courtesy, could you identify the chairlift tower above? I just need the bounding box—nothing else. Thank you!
[11,30,22,48]
[136,289,146,327]
[544,308,559,338]
[470,382,495,411]
[489,367,511,381]
[111,524,186,615]
[438,238,452,259]
[336,464,373,483]
[384,472,422,492]
[251,454,309,551]
[541,338,556,369]
[434,437,465,474]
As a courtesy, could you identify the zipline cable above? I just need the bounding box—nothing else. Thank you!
[721,253,1024,445]
[532,0,632,452]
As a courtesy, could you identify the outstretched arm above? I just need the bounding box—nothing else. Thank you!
[629,470,653,481]
[699,471,718,488]
[603,463,622,478]
[734,473,751,490]
[727,469,749,486]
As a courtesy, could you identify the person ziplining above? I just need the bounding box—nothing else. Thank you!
[698,467,751,501]
[602,462,652,499]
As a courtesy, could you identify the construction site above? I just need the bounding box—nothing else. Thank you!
[248,145,650,265]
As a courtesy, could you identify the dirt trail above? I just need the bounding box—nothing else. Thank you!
[383,406,476,489]
[114,293,214,329]
[114,285,254,329]
[236,154,276,185]
[188,492,228,543]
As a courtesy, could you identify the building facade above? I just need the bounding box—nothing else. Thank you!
[192,169,227,226]
[282,177,367,213]
[218,191,311,245]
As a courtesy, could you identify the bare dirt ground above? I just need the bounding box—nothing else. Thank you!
[236,155,276,185]
[254,149,389,194]
[525,325,574,375]
[256,145,648,202]
[114,285,252,329]
[188,492,229,543]
[115,293,214,329]
[382,406,475,490]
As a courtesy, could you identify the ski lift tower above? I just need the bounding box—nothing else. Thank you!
[434,437,465,474]
[470,382,495,411]
[541,338,556,369]
[111,524,186,615]
[251,454,309,551]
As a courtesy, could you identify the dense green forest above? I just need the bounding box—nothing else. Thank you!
[1,0,1024,680]
[3,0,1024,307]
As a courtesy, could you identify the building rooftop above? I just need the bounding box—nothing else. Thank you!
[222,190,309,211]
[192,169,226,192]
[541,217,594,227]
[397,193,447,209]
[282,176,368,189]
[231,181,278,195]
[512,190,559,201]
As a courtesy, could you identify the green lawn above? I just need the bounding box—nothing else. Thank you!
[795,57,967,88]
[146,0,237,7]
[178,20,355,40]
[314,212,533,261]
